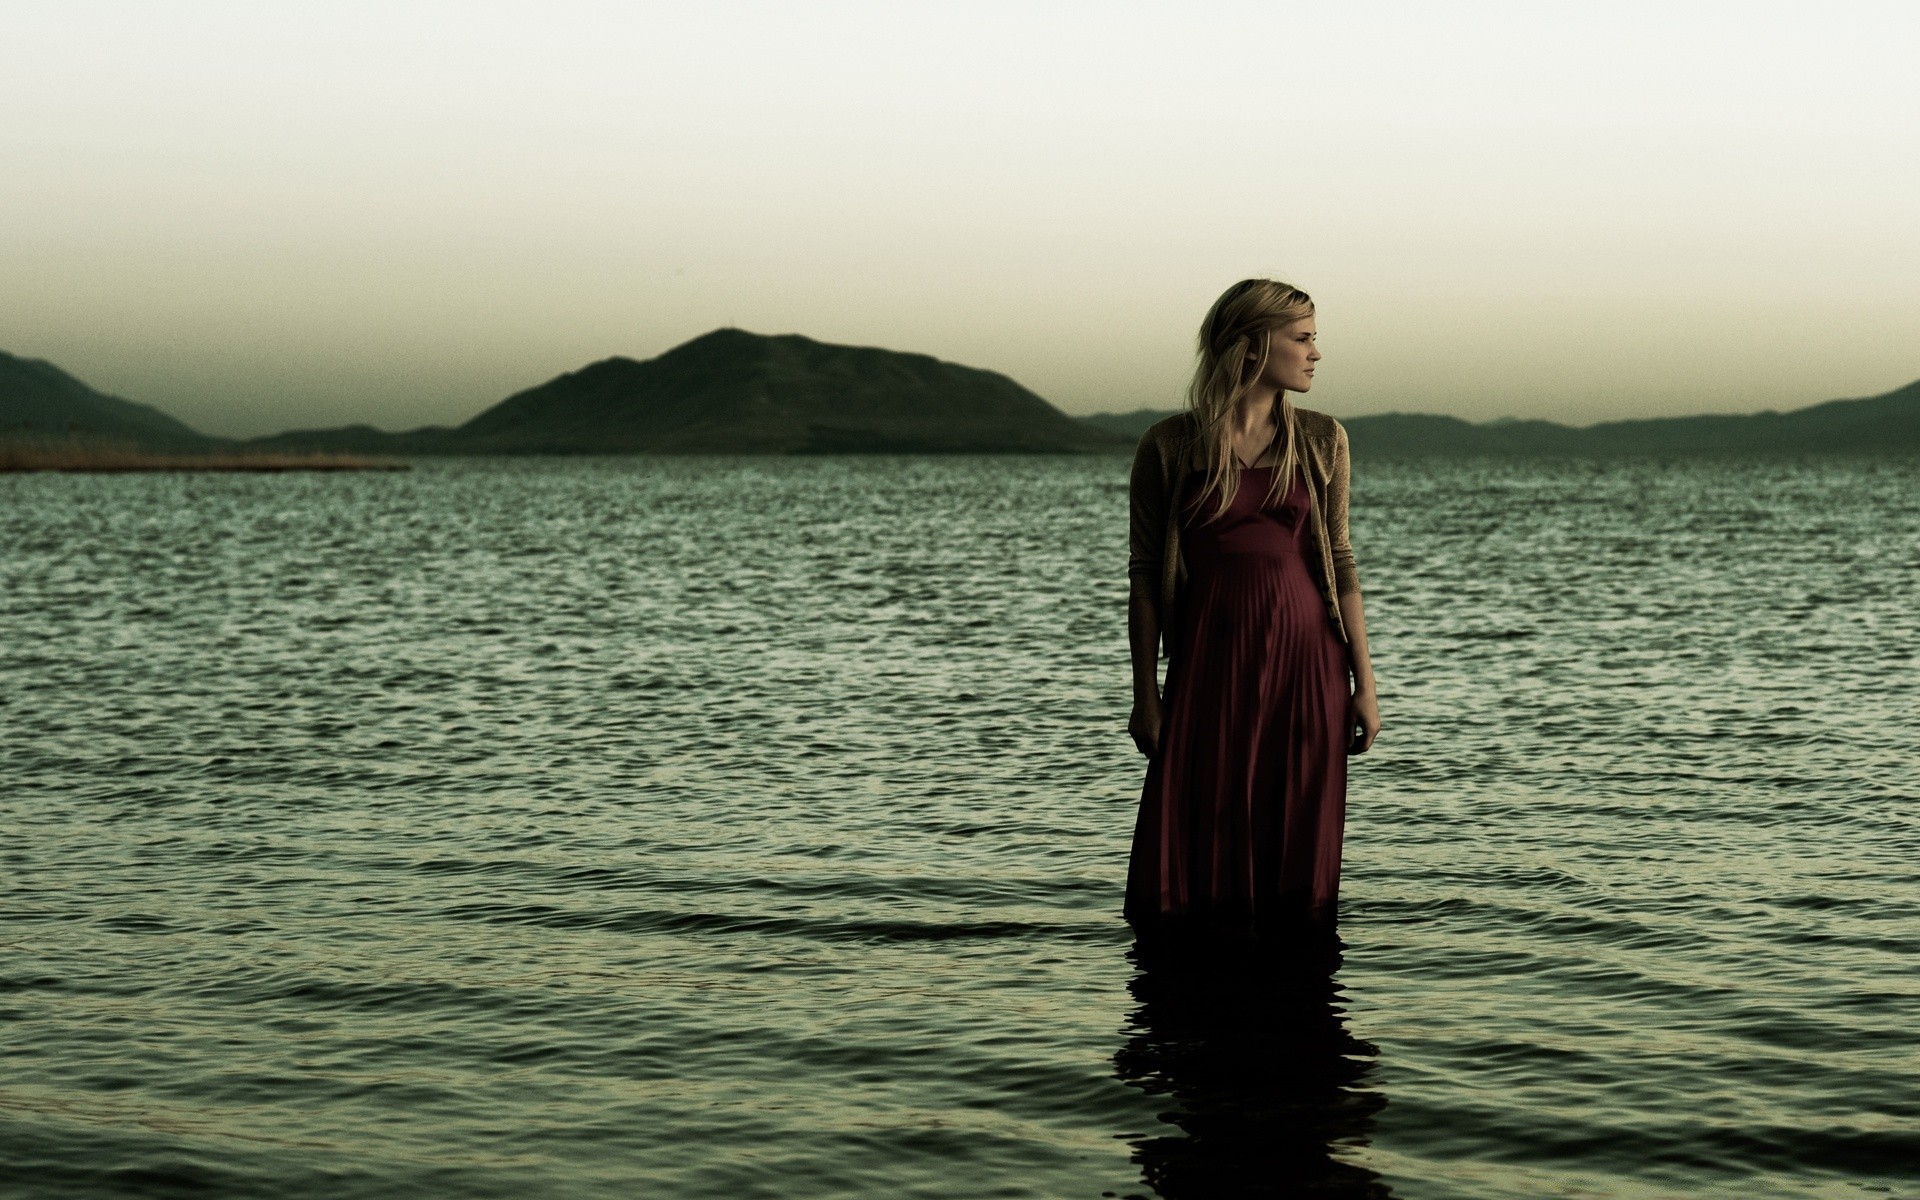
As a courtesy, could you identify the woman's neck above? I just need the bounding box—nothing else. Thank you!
[1230,389,1286,440]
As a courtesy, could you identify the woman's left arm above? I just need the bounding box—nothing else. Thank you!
[1329,423,1381,753]
[1339,592,1380,753]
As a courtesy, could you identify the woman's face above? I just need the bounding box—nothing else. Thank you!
[1253,317,1319,394]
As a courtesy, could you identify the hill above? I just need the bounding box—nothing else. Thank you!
[13,336,1917,458]
[1077,408,1175,440]
[0,351,215,449]
[256,329,1131,455]
[1078,379,1920,456]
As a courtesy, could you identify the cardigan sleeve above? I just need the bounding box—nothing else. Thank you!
[1127,431,1166,596]
[1327,420,1362,597]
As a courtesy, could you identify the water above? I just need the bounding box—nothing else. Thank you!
[3,454,1916,1199]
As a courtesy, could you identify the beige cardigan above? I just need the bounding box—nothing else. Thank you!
[1127,407,1362,653]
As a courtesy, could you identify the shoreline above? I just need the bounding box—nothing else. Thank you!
[1,444,410,472]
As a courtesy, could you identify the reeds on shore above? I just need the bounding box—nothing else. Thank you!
[0,439,410,472]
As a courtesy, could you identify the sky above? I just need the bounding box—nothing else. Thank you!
[4,1,1916,438]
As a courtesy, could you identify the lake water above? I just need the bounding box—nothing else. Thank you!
[3,454,1916,1200]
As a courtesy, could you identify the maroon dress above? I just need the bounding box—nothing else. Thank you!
[1125,463,1353,944]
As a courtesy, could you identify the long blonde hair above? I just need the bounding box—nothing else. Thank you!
[1187,278,1315,522]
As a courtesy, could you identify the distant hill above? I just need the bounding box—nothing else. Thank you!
[0,351,215,449]
[240,422,459,455]
[1077,408,1175,440]
[11,336,1918,458]
[1078,379,1920,456]
[254,329,1131,455]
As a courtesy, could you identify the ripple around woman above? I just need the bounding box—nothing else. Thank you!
[1125,278,1381,950]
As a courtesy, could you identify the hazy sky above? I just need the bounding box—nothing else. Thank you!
[5,1,1916,437]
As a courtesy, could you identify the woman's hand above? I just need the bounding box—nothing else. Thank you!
[1349,690,1381,754]
[1129,693,1163,758]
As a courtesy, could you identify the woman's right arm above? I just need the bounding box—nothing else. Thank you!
[1127,590,1163,757]
[1127,435,1167,756]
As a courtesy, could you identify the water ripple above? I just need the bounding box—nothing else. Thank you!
[2,455,1916,1198]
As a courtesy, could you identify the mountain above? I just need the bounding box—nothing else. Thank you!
[0,351,216,449]
[256,329,1131,455]
[1077,379,1920,456]
[14,334,1917,458]
[1077,408,1174,440]
[241,422,459,455]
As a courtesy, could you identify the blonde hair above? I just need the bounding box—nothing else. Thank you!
[1187,278,1315,522]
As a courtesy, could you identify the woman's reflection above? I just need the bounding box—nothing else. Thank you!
[1111,926,1392,1199]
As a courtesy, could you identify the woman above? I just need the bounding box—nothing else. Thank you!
[1124,278,1381,946]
